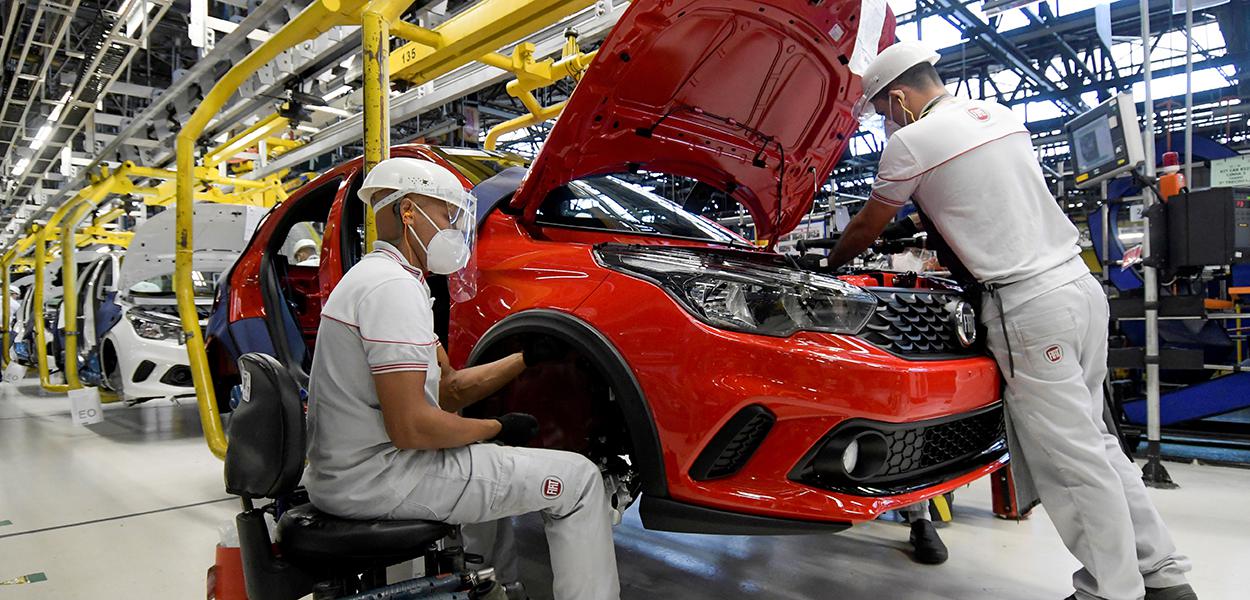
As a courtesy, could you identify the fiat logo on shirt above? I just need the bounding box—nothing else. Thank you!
[967,107,989,122]
[946,300,977,348]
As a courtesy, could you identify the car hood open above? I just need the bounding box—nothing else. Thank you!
[118,203,269,292]
[511,0,893,245]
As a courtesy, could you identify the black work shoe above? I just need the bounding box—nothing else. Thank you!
[1146,584,1198,600]
[908,519,948,564]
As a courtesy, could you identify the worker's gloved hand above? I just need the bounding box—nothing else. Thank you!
[522,337,566,367]
[881,215,921,241]
[492,413,539,446]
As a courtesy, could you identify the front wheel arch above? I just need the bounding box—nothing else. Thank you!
[466,309,668,499]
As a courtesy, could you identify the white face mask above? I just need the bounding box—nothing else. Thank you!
[405,202,471,275]
[883,117,901,139]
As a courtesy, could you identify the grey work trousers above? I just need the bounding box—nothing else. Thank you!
[386,444,620,600]
[984,274,1190,600]
[900,502,931,522]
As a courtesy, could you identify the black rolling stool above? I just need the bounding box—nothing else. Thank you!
[224,352,492,600]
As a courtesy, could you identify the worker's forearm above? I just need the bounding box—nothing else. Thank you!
[440,353,526,412]
[397,410,502,450]
[828,220,879,269]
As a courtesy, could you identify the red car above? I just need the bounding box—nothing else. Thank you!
[208,0,1006,534]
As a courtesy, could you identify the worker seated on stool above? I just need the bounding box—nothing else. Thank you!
[302,157,621,600]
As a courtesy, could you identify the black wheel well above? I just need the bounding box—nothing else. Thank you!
[466,309,668,499]
[101,338,117,372]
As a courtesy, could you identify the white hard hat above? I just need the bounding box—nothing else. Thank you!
[294,238,317,253]
[859,41,940,105]
[357,157,469,214]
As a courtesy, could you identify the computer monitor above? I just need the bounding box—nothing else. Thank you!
[1065,93,1145,189]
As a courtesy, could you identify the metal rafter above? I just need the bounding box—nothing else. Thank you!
[4,0,176,208]
[0,1,81,173]
[23,0,301,225]
[925,0,1085,113]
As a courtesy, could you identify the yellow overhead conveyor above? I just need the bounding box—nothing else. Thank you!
[175,0,601,459]
[0,233,40,370]
[22,161,293,393]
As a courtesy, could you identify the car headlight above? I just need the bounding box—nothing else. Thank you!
[127,310,182,341]
[594,244,877,337]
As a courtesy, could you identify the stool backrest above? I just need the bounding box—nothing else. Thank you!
[224,353,306,499]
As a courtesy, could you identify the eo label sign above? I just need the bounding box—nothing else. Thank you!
[69,387,104,426]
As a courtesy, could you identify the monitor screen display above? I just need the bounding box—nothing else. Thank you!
[1072,117,1116,172]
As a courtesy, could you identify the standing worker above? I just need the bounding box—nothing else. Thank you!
[302,157,620,600]
[827,42,1195,600]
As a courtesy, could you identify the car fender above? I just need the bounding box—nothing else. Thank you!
[466,308,668,498]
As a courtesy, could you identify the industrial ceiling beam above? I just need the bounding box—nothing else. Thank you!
[4,0,176,208]
[925,0,1085,114]
[0,1,81,173]
[14,0,301,235]
[246,0,625,179]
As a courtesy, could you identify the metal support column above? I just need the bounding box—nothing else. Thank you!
[0,235,37,370]
[1,260,9,370]
[1183,0,1194,184]
[363,9,390,249]
[1101,180,1111,283]
[58,199,104,391]
[1139,0,1175,488]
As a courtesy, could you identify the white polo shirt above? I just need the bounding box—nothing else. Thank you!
[304,241,456,518]
[870,95,1088,313]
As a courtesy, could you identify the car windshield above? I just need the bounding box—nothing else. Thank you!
[535,175,746,245]
[128,271,221,297]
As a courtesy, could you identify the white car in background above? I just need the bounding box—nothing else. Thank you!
[101,204,267,403]
[8,273,35,366]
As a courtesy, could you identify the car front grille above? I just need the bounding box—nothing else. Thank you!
[862,289,979,358]
[790,403,1008,497]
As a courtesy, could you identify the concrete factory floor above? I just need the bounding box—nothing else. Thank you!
[1,377,1247,599]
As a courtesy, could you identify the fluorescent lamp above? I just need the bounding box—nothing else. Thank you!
[307,104,353,118]
[325,85,352,100]
[11,157,30,176]
[31,124,54,150]
[60,146,72,176]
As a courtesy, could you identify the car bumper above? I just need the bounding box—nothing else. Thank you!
[579,273,1005,525]
[106,319,196,401]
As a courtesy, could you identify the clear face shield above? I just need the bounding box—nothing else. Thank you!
[852,94,898,140]
[382,187,480,302]
[443,189,479,303]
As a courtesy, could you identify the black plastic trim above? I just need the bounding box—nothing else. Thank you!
[159,364,194,387]
[639,495,849,536]
[466,309,668,499]
[790,402,1008,497]
[689,404,775,481]
[258,255,309,389]
[133,359,155,383]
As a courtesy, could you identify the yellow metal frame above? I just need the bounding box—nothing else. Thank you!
[202,112,293,168]
[32,177,115,392]
[0,233,39,370]
[176,0,602,459]
[483,34,596,150]
[23,160,291,393]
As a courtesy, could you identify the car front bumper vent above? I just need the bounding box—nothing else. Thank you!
[689,405,775,481]
[791,402,1007,497]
